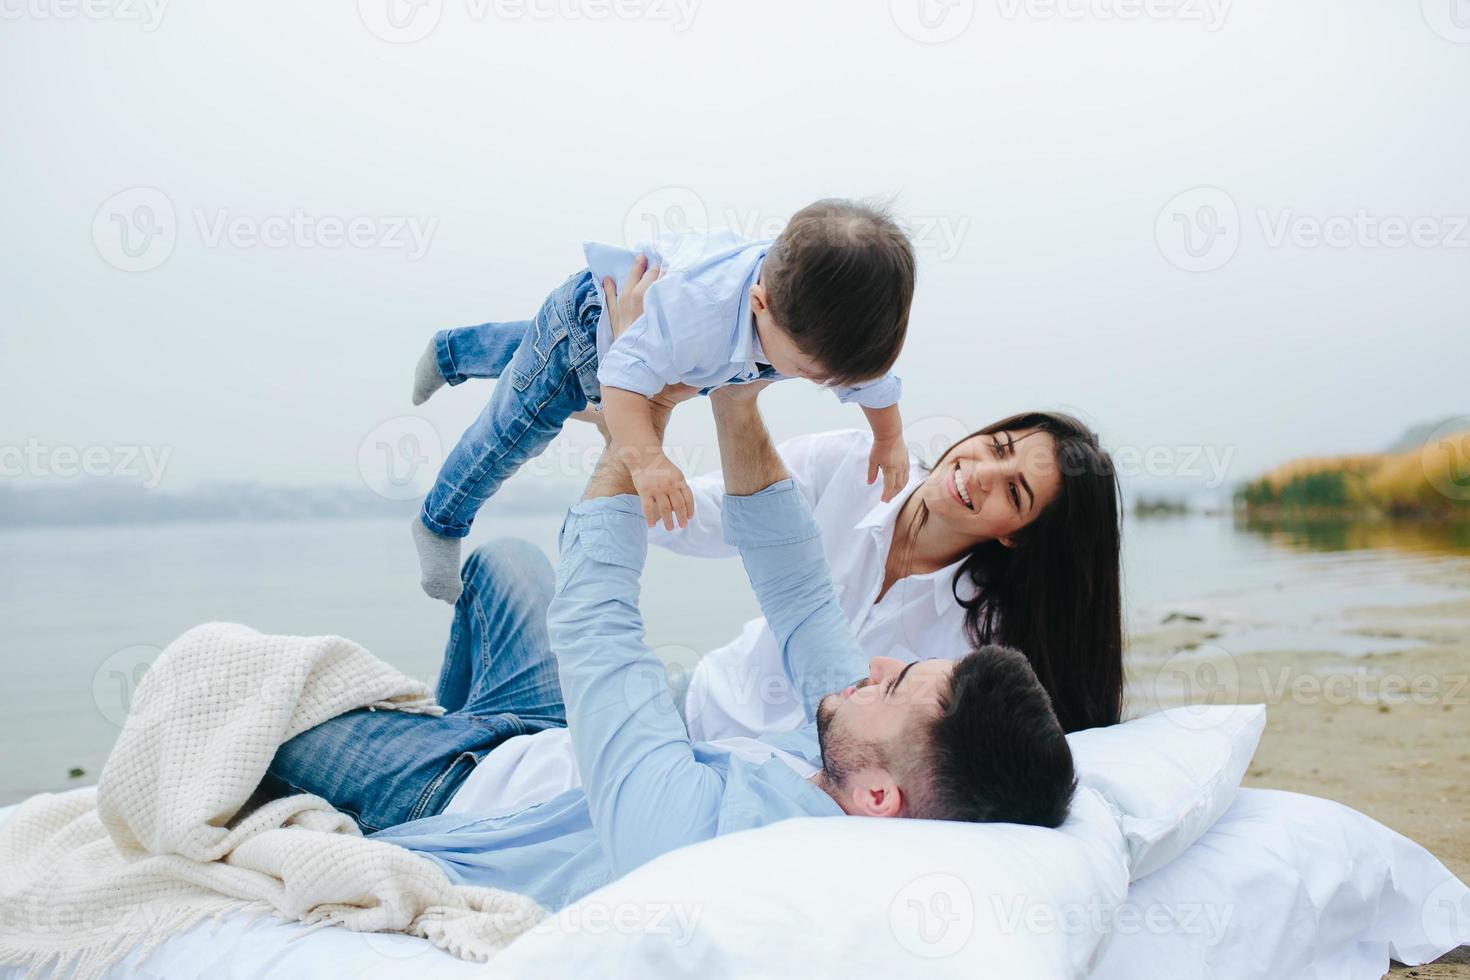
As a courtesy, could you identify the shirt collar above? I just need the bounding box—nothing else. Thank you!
[858,476,982,615]
[733,252,768,366]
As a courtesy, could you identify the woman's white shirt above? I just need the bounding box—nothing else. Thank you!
[652,428,979,743]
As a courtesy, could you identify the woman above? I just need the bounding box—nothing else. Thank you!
[655,409,1123,738]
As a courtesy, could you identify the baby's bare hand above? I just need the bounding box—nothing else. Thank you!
[868,438,910,503]
[633,453,694,530]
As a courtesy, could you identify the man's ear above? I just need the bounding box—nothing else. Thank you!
[998,535,1017,549]
[848,772,904,819]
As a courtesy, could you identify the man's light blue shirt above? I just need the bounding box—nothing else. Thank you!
[372,481,869,911]
[583,230,902,410]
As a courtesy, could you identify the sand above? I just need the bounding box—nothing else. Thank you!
[1126,578,1470,978]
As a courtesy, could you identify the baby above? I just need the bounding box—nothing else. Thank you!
[410,199,916,603]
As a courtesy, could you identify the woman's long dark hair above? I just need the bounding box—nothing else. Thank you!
[900,412,1123,733]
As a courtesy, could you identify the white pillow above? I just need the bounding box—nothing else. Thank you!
[487,788,1131,980]
[1067,703,1266,879]
[1091,788,1470,980]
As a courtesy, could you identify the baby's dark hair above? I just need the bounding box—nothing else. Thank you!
[761,199,916,386]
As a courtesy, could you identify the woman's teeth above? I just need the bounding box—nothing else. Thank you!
[953,465,973,509]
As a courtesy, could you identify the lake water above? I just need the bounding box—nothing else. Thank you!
[2,513,1468,803]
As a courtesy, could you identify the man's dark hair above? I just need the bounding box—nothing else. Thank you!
[761,199,916,387]
[904,645,1077,828]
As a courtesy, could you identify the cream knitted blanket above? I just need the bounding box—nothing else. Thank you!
[0,622,544,979]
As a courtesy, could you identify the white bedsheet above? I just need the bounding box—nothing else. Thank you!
[2,788,1465,980]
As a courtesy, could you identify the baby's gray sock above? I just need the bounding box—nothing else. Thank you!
[412,340,447,406]
[411,517,463,604]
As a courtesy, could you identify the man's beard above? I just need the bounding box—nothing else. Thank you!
[815,693,883,789]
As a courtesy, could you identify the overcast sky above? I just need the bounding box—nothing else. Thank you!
[3,0,1467,502]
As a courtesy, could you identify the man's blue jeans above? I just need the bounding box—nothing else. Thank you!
[418,270,602,539]
[262,538,566,833]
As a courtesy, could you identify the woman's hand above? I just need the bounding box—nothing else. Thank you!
[603,254,660,342]
[569,256,685,433]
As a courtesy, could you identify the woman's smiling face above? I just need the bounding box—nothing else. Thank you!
[917,428,1063,546]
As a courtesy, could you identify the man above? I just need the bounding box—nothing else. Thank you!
[266,386,1076,911]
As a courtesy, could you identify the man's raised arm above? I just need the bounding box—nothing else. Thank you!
[710,387,867,721]
[547,409,722,876]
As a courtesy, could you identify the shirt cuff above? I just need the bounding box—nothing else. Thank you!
[833,373,902,408]
[561,495,649,570]
[721,480,821,549]
[597,348,668,399]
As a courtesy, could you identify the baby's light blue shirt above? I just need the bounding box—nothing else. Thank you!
[583,229,901,410]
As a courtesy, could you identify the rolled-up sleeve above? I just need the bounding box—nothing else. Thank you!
[832,372,902,409]
[596,316,676,397]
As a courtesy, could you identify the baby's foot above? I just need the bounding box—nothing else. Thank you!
[412,340,447,406]
[411,517,463,604]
